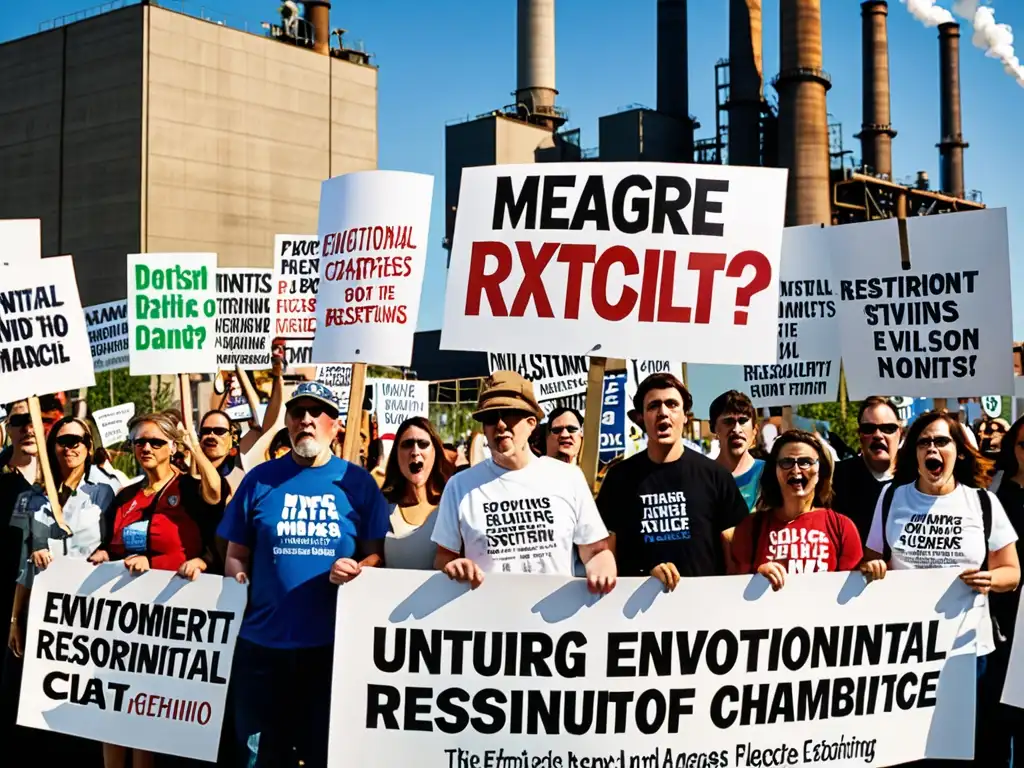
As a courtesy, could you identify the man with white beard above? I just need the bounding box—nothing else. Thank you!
[218,381,389,766]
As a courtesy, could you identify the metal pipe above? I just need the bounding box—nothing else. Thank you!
[728,0,763,166]
[938,22,968,199]
[657,0,693,161]
[302,0,331,55]
[857,1,896,177]
[516,0,557,119]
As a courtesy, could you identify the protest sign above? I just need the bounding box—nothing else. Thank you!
[84,300,130,373]
[316,364,353,413]
[831,208,1013,399]
[370,378,429,441]
[272,234,320,368]
[93,403,136,447]
[0,218,41,264]
[688,225,841,409]
[329,568,978,768]
[18,559,246,761]
[441,162,788,362]
[314,171,434,366]
[215,268,273,370]
[223,374,252,422]
[488,353,589,417]
[0,256,95,403]
[599,372,626,464]
[127,253,217,376]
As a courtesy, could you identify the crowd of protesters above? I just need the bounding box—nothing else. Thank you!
[0,368,1021,767]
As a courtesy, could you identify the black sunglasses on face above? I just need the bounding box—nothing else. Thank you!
[550,425,580,435]
[55,434,89,449]
[479,410,530,427]
[778,457,818,470]
[917,436,953,449]
[288,404,334,420]
[7,414,30,429]
[400,438,431,450]
[200,426,230,437]
[859,422,900,435]
[133,437,169,449]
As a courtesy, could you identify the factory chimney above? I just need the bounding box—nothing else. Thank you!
[301,0,331,55]
[728,0,763,167]
[657,0,694,161]
[937,22,968,200]
[857,1,896,178]
[775,0,832,226]
[516,0,558,127]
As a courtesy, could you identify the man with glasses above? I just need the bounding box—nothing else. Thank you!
[832,396,902,544]
[198,409,245,498]
[709,390,764,512]
[544,407,583,465]
[432,371,616,592]
[218,381,389,767]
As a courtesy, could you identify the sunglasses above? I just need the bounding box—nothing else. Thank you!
[55,434,89,449]
[778,457,818,470]
[6,414,30,429]
[133,437,169,449]
[917,436,953,449]
[479,409,530,427]
[400,438,431,451]
[287,404,335,420]
[550,425,580,435]
[200,426,230,437]
[859,422,900,435]
[720,416,751,427]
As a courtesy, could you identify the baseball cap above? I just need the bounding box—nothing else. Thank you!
[473,371,544,421]
[286,381,340,417]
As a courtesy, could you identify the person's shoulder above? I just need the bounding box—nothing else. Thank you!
[444,459,494,491]
[684,448,734,479]
[605,451,650,479]
[534,456,583,477]
[334,456,382,491]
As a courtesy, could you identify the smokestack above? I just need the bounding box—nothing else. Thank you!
[728,0,763,167]
[938,22,968,199]
[857,1,896,177]
[657,0,694,161]
[516,0,558,125]
[775,0,832,226]
[302,0,331,55]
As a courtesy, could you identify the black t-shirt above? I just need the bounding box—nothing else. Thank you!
[596,448,749,577]
[993,477,1024,640]
[831,456,889,546]
[0,470,32,627]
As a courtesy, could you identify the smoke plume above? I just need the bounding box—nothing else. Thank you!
[954,1,1024,87]
[900,0,955,26]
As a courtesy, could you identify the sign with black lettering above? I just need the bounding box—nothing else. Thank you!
[832,209,1013,398]
[0,256,95,403]
[272,234,320,368]
[18,559,246,761]
[216,268,273,370]
[488,352,589,416]
[329,568,978,768]
[316,364,352,413]
[441,163,787,362]
[84,300,130,373]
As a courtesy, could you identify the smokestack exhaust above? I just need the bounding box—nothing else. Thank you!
[774,0,833,226]
[516,0,558,126]
[657,0,694,161]
[728,0,764,167]
[302,0,331,56]
[938,22,968,199]
[857,1,897,177]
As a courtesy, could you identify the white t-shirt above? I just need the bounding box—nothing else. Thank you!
[431,456,608,575]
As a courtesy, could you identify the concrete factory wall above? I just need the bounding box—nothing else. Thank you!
[144,5,377,268]
[0,7,144,305]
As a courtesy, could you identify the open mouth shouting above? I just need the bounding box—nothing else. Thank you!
[868,437,889,456]
[408,460,424,476]
[786,475,809,492]
[924,456,944,478]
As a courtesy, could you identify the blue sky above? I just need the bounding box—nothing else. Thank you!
[10,1,1024,336]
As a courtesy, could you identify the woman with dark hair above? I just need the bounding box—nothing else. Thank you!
[728,430,864,590]
[382,417,453,569]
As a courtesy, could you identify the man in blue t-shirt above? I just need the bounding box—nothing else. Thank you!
[709,390,764,512]
[218,381,388,767]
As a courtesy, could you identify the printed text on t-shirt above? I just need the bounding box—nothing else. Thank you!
[482,498,556,570]
[640,492,690,543]
[896,513,964,566]
[767,527,829,573]
[275,493,342,556]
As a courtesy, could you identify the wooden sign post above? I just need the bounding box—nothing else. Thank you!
[27,396,69,533]
[581,357,608,491]
[342,363,367,464]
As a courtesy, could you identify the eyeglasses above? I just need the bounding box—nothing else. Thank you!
[6,414,30,429]
[859,422,900,435]
[917,436,953,449]
[550,425,580,435]
[133,437,169,449]
[778,457,818,470]
[287,404,334,420]
[55,434,88,449]
[200,426,230,437]
[479,410,529,427]
[719,416,751,428]
[400,438,431,450]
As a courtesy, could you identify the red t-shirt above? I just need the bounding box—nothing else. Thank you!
[731,508,863,575]
[110,475,205,571]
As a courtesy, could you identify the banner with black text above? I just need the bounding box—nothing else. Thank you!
[216,267,274,370]
[84,300,130,373]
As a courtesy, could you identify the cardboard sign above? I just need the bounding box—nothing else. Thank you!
[329,568,979,768]
[441,163,788,362]
[487,352,589,417]
[216,268,273,370]
[316,364,353,414]
[18,559,246,761]
[0,218,41,265]
[127,253,217,376]
[272,235,319,368]
[0,256,95,403]
[93,403,136,447]
[370,378,428,441]
[599,372,626,464]
[831,209,1014,399]
[84,300,130,373]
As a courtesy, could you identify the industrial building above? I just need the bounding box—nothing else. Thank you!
[0,0,377,307]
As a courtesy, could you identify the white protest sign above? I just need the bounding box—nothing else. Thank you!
[0,256,95,403]
[329,568,978,768]
[316,364,353,413]
[688,225,841,409]
[18,559,246,761]
[369,378,428,441]
[487,352,589,416]
[272,234,319,368]
[0,218,41,264]
[981,396,1002,419]
[314,171,434,366]
[127,253,217,376]
[224,373,252,422]
[84,300,130,373]
[831,208,1014,399]
[216,267,273,370]
[441,162,788,362]
[93,403,136,447]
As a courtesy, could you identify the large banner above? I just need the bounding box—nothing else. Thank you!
[314,171,434,366]
[272,234,320,368]
[18,560,246,761]
[330,568,979,768]
[215,267,274,370]
[441,163,788,363]
[831,208,1014,399]
[84,300,130,373]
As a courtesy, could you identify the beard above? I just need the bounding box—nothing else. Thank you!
[292,437,324,459]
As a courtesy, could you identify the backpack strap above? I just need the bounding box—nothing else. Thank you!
[978,488,992,572]
[880,482,898,564]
